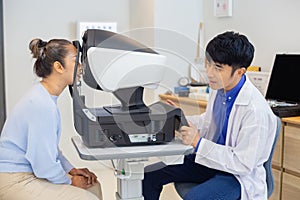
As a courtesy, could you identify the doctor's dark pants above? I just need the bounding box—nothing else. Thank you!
[142,154,241,200]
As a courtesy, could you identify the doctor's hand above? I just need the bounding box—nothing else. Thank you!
[180,121,201,148]
[69,168,98,186]
[166,99,179,108]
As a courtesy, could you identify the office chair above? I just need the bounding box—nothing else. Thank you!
[174,117,281,199]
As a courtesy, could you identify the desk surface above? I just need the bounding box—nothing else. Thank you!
[282,116,300,125]
[160,94,300,124]
[159,94,207,106]
[72,136,194,160]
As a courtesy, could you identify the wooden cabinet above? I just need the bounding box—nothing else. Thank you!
[281,117,300,200]
[282,172,300,200]
[272,127,283,169]
[269,169,282,200]
[283,123,300,174]
[270,123,283,200]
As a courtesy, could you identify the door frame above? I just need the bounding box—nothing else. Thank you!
[0,0,6,131]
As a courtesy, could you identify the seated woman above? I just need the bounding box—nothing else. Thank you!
[0,38,102,200]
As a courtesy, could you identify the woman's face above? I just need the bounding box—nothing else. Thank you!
[63,44,82,85]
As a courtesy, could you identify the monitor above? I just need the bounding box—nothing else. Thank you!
[265,54,300,103]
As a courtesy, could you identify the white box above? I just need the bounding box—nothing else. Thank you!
[246,71,270,96]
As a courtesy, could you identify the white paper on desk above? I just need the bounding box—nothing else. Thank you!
[189,92,209,101]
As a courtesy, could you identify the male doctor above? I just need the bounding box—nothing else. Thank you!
[142,31,277,200]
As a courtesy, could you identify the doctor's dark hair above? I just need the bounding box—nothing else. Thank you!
[29,38,72,78]
[205,31,254,75]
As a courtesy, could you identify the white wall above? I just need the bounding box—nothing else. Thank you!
[129,0,204,98]
[153,0,204,95]
[4,0,130,112]
[4,1,130,199]
[129,0,154,45]
[203,0,300,72]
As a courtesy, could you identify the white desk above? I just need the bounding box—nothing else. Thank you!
[72,136,194,200]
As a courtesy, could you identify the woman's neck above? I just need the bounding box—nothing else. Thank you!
[40,78,65,96]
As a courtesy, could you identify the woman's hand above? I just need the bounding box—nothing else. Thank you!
[69,168,98,186]
[180,121,200,148]
[71,175,94,189]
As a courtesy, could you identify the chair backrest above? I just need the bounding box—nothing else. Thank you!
[264,116,281,198]
[175,117,282,199]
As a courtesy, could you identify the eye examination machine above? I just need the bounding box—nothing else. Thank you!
[70,29,187,148]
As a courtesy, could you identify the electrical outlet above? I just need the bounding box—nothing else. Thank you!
[77,22,117,41]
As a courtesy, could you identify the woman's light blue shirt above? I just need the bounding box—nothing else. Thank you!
[0,82,73,184]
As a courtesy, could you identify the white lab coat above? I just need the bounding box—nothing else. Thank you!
[187,76,277,200]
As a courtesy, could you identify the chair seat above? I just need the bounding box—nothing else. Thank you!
[174,182,198,198]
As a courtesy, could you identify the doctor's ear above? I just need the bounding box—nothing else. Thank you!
[236,67,246,76]
[53,61,64,74]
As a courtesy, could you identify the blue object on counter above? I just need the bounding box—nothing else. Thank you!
[178,90,189,97]
[206,86,210,93]
[174,86,189,94]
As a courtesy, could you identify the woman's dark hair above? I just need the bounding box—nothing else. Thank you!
[29,38,72,78]
[205,31,254,75]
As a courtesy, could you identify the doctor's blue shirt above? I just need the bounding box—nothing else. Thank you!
[214,74,246,144]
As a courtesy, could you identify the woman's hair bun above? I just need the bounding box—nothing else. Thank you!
[29,38,47,59]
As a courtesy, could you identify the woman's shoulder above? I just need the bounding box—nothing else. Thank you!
[14,83,57,115]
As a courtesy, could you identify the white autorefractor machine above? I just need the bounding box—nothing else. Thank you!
[70,29,188,148]
[70,29,192,200]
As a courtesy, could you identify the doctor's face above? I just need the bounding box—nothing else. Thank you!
[205,59,245,92]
